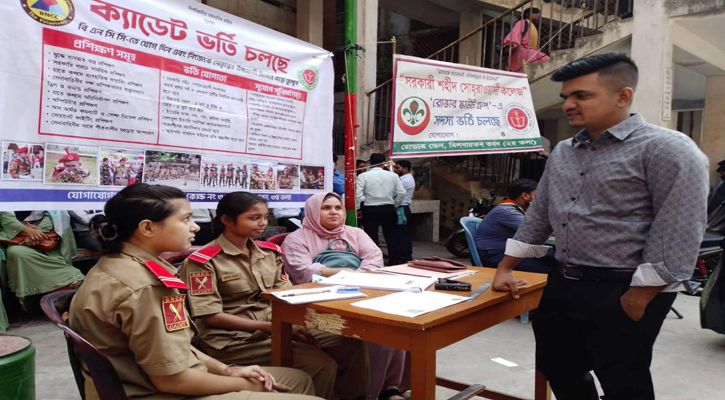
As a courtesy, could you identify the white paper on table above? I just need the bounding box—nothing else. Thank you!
[269,285,366,304]
[351,291,468,318]
[319,270,436,292]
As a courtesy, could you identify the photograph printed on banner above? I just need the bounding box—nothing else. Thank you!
[250,160,277,191]
[300,165,325,190]
[276,164,300,190]
[98,148,145,187]
[143,150,201,189]
[2,142,45,181]
[44,144,98,185]
[200,155,251,190]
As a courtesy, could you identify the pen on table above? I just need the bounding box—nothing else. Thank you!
[281,289,331,297]
[337,287,361,293]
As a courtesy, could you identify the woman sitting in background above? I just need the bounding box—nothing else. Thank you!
[282,192,409,400]
[0,210,84,308]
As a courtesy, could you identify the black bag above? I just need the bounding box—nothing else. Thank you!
[701,252,725,334]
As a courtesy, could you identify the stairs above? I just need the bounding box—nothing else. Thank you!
[529,17,633,113]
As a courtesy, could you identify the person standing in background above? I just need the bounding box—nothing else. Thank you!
[69,210,103,251]
[503,7,550,73]
[393,160,415,263]
[332,154,345,198]
[356,153,406,265]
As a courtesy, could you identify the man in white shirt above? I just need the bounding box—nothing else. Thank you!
[356,153,406,265]
[393,160,415,262]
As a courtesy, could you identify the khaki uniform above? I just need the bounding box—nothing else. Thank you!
[114,165,132,186]
[180,235,369,400]
[69,243,318,400]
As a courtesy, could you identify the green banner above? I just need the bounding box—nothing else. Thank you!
[393,137,542,154]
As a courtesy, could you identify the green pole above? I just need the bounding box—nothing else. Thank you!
[343,0,358,227]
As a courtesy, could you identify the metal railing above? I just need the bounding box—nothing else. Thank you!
[438,152,548,193]
[367,0,633,142]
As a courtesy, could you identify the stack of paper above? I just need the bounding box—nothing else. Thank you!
[270,285,367,305]
[378,264,477,280]
[318,270,436,292]
[352,291,468,318]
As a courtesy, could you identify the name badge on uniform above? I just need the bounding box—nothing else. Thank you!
[221,273,242,282]
[162,295,190,332]
[189,271,213,296]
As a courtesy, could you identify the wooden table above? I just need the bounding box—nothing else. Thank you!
[263,268,549,400]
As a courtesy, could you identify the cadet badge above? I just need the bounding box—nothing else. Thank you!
[162,295,190,332]
[189,271,213,296]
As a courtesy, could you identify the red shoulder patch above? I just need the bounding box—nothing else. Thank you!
[143,261,189,290]
[162,295,190,332]
[255,241,284,254]
[189,271,214,296]
[187,245,223,264]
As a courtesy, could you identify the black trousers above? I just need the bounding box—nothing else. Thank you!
[362,204,401,265]
[533,270,676,400]
[398,205,413,263]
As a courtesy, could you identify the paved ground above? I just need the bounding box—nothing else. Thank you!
[4,241,725,399]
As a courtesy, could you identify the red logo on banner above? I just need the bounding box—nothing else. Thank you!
[396,97,431,135]
[507,108,529,130]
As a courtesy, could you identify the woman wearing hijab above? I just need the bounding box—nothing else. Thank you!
[282,192,409,400]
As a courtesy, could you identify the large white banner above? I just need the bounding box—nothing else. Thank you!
[0,0,333,210]
[390,55,541,158]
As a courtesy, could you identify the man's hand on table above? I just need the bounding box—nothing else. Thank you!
[492,255,528,299]
[492,271,528,299]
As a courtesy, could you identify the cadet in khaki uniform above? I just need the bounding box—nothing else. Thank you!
[69,183,319,400]
[180,192,369,400]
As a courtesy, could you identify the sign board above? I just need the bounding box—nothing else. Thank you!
[390,55,542,158]
[0,0,333,210]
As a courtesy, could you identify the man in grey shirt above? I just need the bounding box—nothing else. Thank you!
[492,53,709,399]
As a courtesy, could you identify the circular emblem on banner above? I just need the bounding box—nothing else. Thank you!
[396,96,431,135]
[298,65,319,90]
[502,103,535,135]
[20,0,75,26]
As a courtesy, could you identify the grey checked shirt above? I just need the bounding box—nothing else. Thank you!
[506,114,709,287]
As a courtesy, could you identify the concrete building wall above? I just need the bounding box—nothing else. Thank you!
[701,76,725,186]
[204,0,296,36]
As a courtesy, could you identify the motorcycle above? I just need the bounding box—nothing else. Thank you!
[445,192,499,258]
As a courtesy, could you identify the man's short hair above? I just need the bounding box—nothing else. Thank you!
[356,159,366,166]
[508,178,538,200]
[102,157,108,162]
[395,160,412,171]
[333,153,338,163]
[523,7,540,19]
[369,153,386,167]
[551,52,638,92]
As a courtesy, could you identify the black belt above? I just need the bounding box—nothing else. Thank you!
[557,262,635,282]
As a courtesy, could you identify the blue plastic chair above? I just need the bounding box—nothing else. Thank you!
[460,217,483,267]
[460,216,531,323]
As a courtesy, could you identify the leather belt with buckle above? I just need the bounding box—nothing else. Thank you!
[557,262,635,282]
